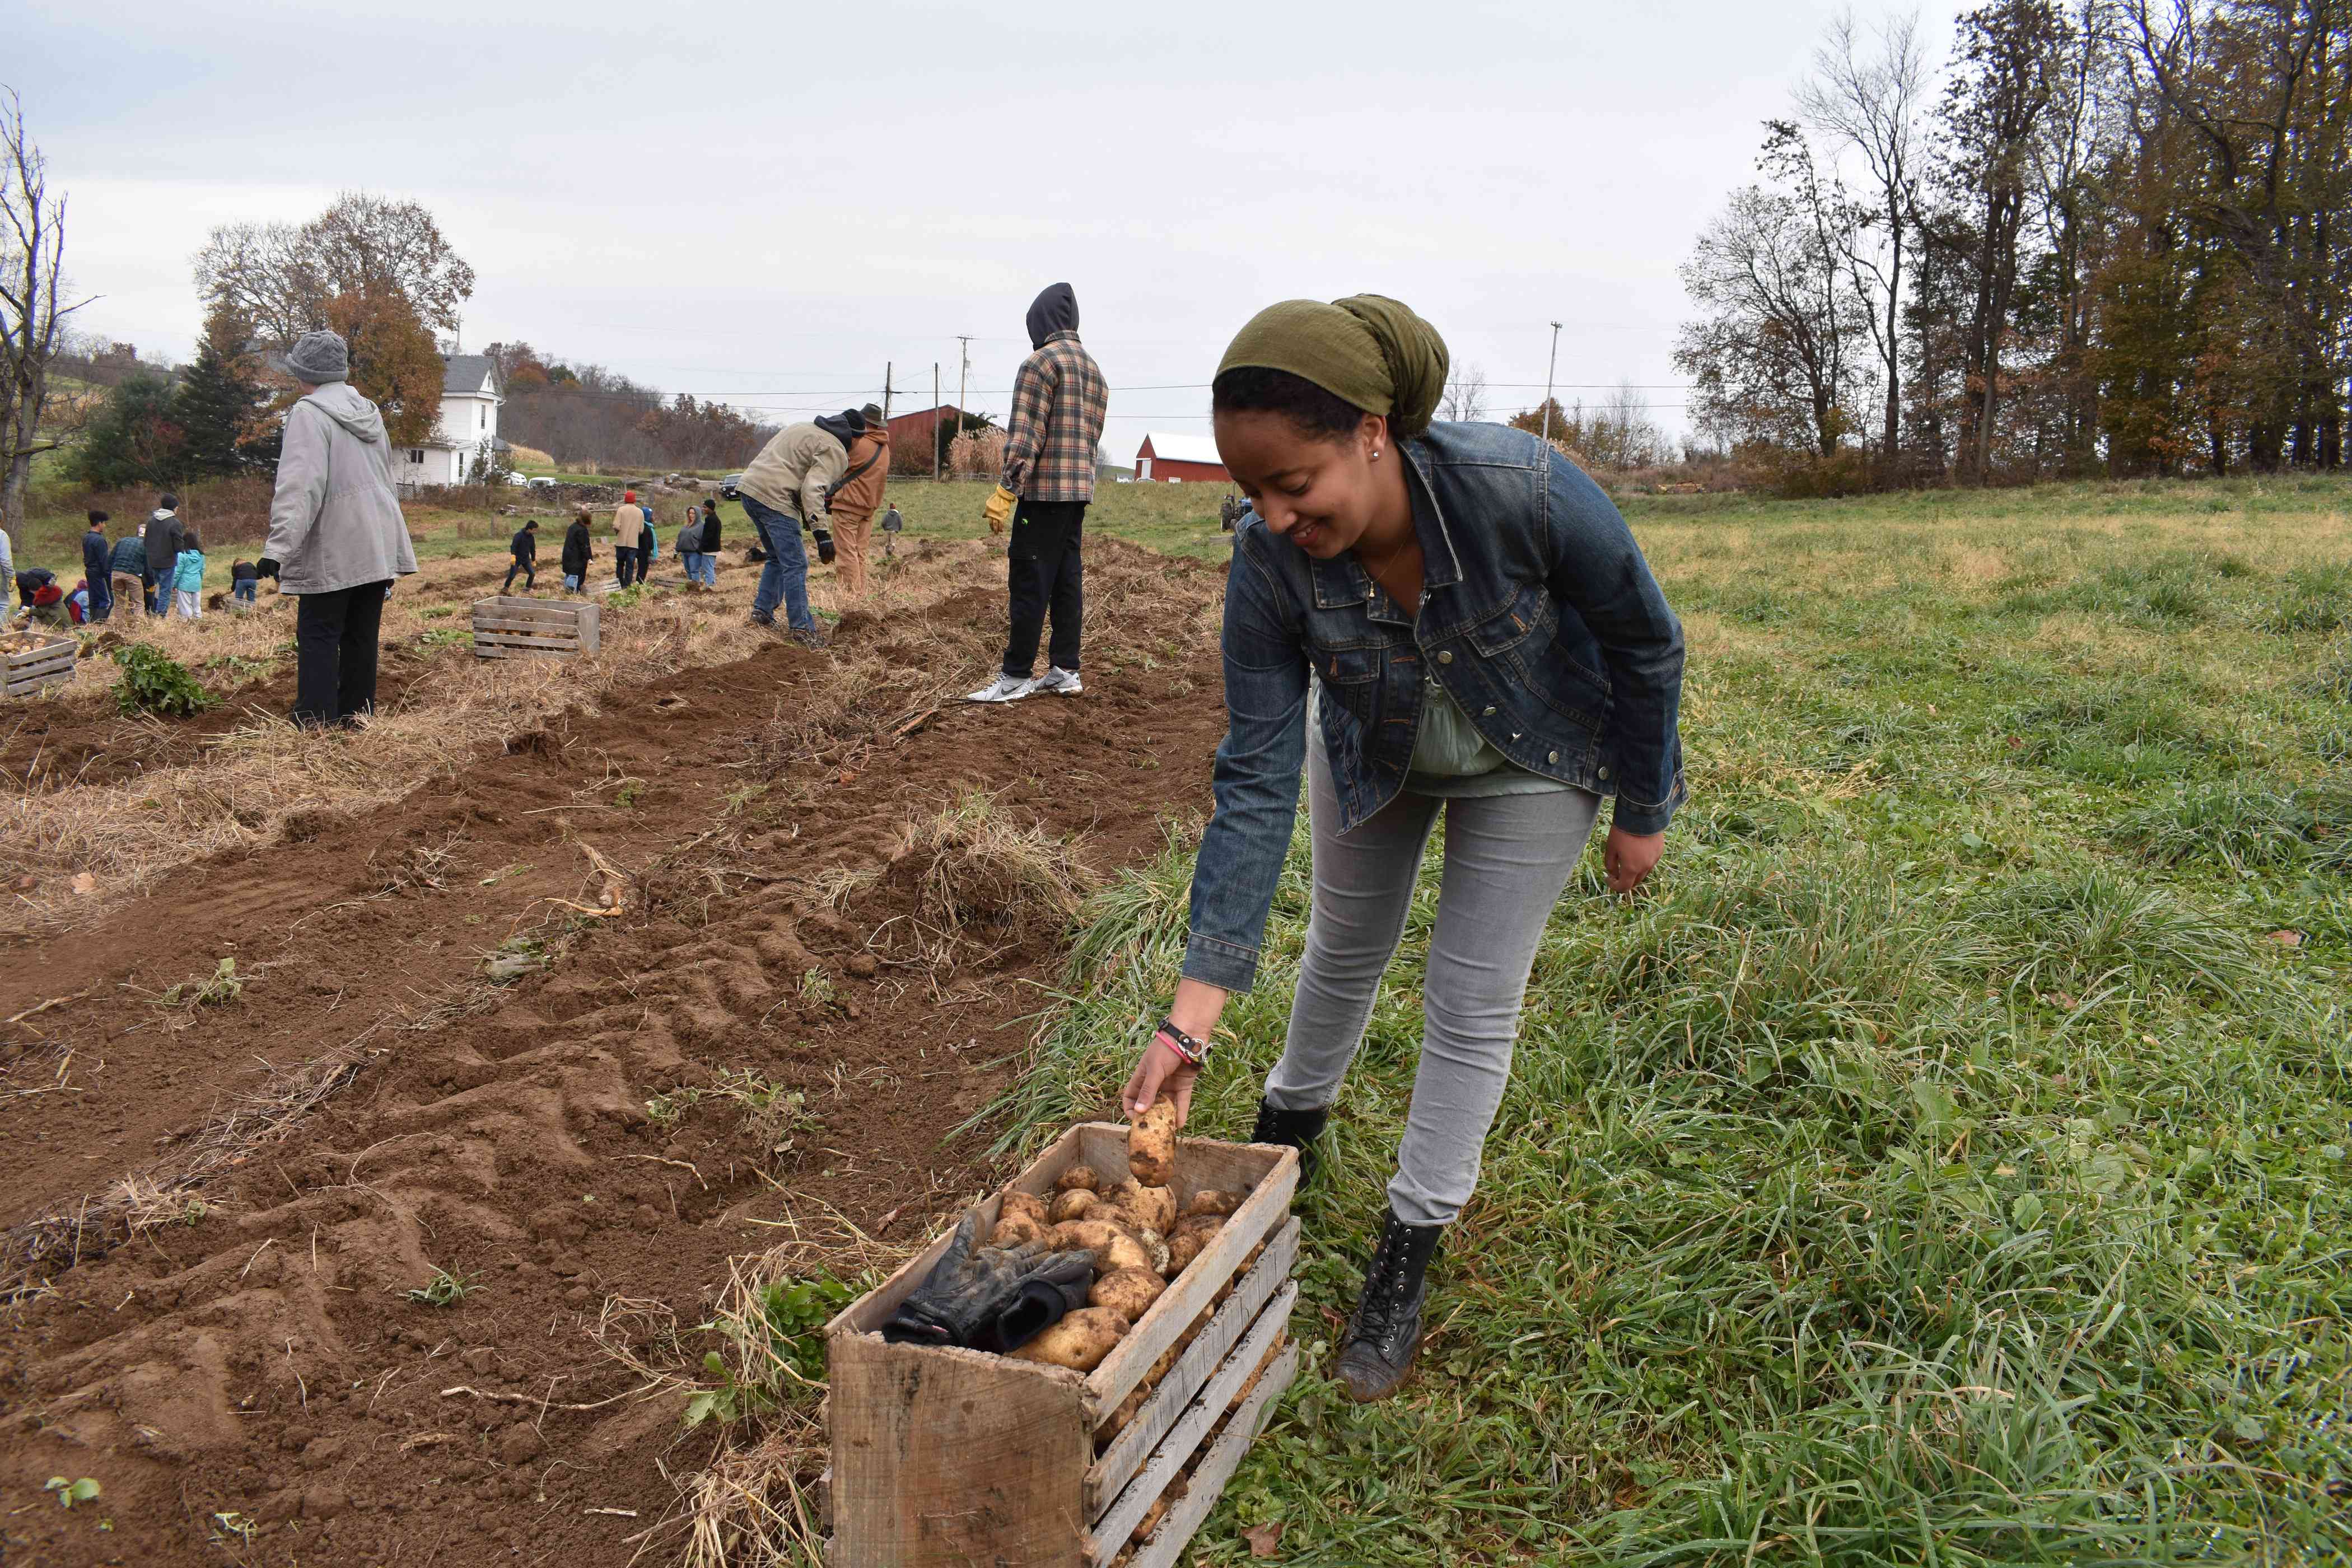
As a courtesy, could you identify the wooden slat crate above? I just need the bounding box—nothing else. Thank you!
[3,634,77,698]
[825,1123,1300,1568]
[470,596,600,660]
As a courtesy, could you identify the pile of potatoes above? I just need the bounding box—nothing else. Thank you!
[987,1098,1251,1379]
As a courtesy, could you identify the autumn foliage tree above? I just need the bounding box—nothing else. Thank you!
[321,288,443,446]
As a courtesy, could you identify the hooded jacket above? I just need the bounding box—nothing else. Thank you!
[1001,284,1107,503]
[146,510,182,584]
[737,418,855,525]
[262,383,419,594]
[562,517,592,576]
[829,426,890,519]
[82,528,110,583]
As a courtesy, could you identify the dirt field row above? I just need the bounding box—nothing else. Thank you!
[0,538,1228,1566]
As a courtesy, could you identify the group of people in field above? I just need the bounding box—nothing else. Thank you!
[6,494,262,629]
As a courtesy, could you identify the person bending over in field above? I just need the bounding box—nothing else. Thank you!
[1122,295,1686,1401]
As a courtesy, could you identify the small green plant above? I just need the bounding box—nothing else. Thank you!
[482,935,547,982]
[157,958,242,1009]
[421,604,454,619]
[614,778,645,809]
[418,626,470,648]
[683,1271,855,1429]
[201,651,272,683]
[46,1476,100,1509]
[111,643,214,717]
[722,782,770,815]
[404,1266,476,1307]
[799,966,837,1006]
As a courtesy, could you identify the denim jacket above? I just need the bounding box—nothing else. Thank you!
[1183,421,1686,992]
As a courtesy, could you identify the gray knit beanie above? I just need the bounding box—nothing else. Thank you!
[286,330,349,385]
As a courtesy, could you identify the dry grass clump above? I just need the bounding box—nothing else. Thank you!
[899,788,1091,940]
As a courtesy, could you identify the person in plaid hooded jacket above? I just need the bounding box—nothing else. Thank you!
[968,283,1108,703]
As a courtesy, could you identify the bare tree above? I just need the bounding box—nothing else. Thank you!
[1439,362,1490,422]
[193,192,475,348]
[1798,9,1929,468]
[0,87,91,542]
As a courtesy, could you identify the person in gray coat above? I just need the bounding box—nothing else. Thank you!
[259,329,418,727]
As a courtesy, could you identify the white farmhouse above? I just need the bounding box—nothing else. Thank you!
[390,354,505,489]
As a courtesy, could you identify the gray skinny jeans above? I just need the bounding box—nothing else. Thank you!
[1264,743,1599,1227]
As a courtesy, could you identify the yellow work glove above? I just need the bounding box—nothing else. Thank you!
[984,484,1017,535]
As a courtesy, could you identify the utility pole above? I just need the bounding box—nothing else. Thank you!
[934,362,942,482]
[955,335,973,479]
[1540,321,1562,449]
[883,361,893,427]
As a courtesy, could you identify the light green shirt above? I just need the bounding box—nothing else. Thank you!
[1309,674,1575,800]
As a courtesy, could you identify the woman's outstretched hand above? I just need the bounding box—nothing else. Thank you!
[1122,1038,1200,1126]
[1604,827,1664,894]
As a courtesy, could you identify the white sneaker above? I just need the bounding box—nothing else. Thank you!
[1033,667,1083,696]
[965,674,1037,703]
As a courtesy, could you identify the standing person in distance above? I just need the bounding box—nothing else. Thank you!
[257,329,419,728]
[613,491,644,589]
[561,506,594,592]
[967,283,1108,703]
[693,496,720,587]
[80,511,113,622]
[108,523,146,622]
[636,495,656,584]
[1119,295,1686,1402]
[674,501,705,589]
[733,408,864,648]
[826,402,890,599]
[146,492,184,616]
[505,518,538,592]
[172,527,206,618]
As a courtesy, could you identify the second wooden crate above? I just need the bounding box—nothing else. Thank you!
[470,596,600,660]
[3,634,77,698]
[825,1122,1301,1567]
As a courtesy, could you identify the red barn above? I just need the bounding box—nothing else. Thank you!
[1135,432,1229,483]
[887,404,962,447]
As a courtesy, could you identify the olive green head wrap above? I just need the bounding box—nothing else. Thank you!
[1216,294,1451,439]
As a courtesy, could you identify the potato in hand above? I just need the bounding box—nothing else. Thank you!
[1128,1095,1179,1186]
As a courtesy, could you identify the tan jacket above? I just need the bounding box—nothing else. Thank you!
[829,428,889,519]
[613,503,644,548]
[738,422,849,524]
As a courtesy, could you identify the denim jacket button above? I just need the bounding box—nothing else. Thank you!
[1598,765,1609,780]
[1436,650,1453,664]
[1482,706,1496,716]
[1547,750,1560,764]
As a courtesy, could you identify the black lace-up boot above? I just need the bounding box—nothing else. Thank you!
[1249,1099,1331,1182]
[1335,1208,1443,1402]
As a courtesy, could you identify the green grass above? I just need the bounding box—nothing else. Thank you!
[982,474,2352,1566]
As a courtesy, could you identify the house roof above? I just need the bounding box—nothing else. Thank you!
[1139,431,1224,466]
[442,354,497,395]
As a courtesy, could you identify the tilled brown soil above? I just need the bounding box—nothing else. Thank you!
[0,540,1227,1566]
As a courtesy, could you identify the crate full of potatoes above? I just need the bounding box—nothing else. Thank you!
[823,1113,1300,1567]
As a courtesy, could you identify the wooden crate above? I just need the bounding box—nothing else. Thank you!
[825,1123,1301,1568]
[470,596,600,660]
[3,634,76,698]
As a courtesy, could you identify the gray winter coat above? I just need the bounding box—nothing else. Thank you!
[263,383,418,595]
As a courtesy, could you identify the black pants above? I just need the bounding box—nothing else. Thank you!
[637,542,654,581]
[615,548,638,588]
[504,558,535,591]
[293,581,389,726]
[1002,500,1085,678]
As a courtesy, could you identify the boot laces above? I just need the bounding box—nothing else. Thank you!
[1354,1233,1418,1349]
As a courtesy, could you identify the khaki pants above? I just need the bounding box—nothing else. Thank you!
[832,507,875,596]
[110,572,144,619]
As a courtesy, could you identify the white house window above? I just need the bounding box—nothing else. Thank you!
[409,449,424,464]
[478,405,485,431]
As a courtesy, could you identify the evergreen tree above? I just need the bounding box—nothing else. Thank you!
[68,371,185,489]
[175,329,270,477]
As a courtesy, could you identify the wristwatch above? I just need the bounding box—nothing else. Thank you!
[1153,1018,1210,1067]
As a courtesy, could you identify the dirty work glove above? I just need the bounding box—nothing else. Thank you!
[255,558,282,581]
[811,524,836,566]
[984,484,1016,536]
[882,1209,1095,1354]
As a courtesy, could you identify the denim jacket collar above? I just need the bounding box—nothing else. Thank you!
[1306,445,1464,618]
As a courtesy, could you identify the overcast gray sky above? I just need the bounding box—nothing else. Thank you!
[17,0,1965,450]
